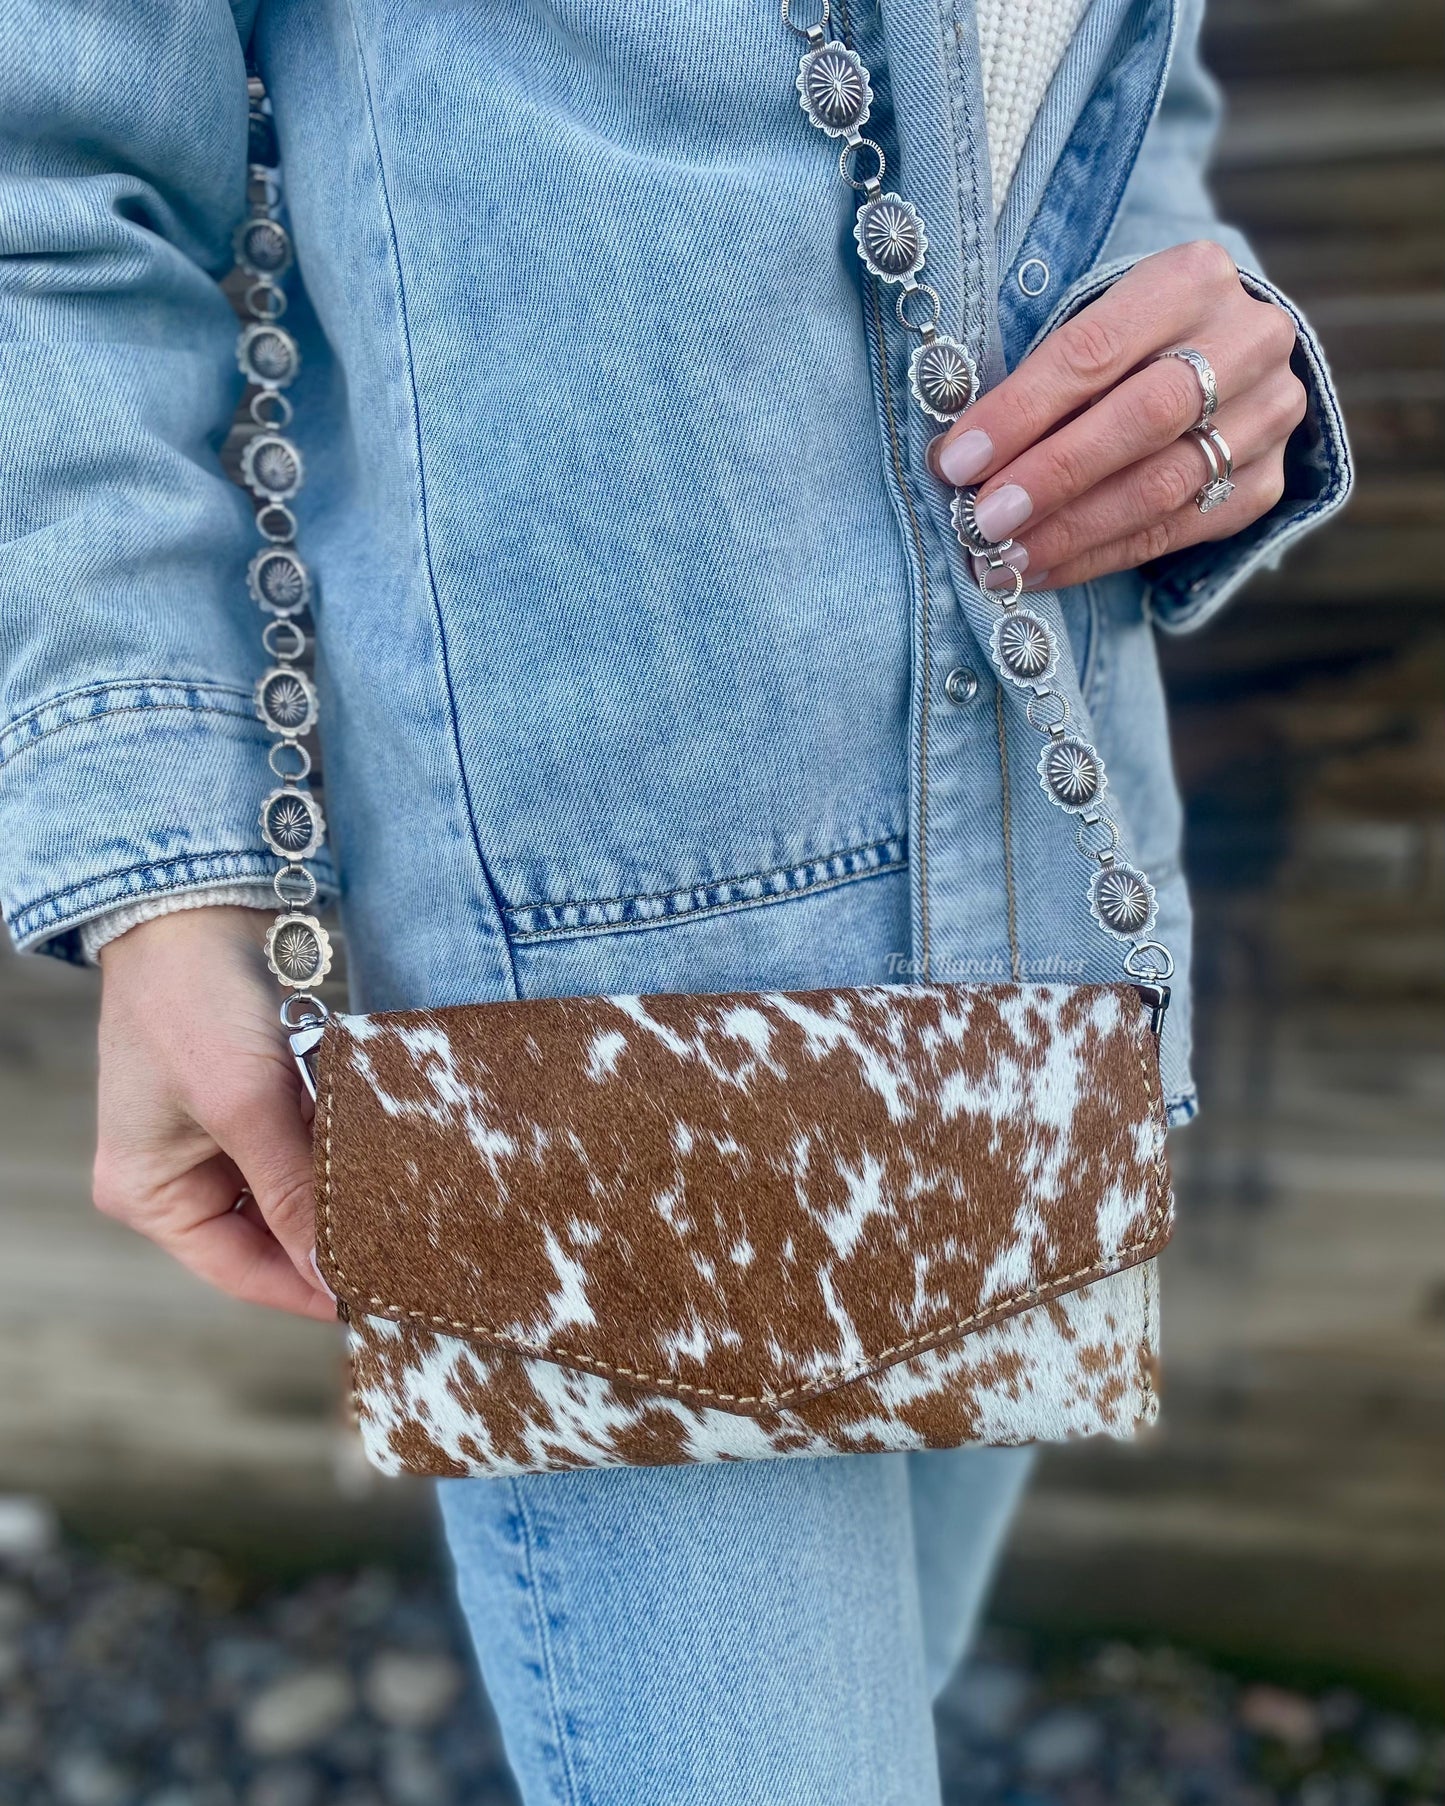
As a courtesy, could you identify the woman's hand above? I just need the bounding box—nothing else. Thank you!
[94,906,334,1320]
[928,239,1307,591]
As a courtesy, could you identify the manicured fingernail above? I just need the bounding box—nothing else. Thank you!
[1027,570,1052,590]
[973,483,1033,541]
[308,1246,336,1300]
[934,428,994,486]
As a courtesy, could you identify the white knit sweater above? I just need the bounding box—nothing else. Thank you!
[978,0,1092,215]
[81,11,1083,962]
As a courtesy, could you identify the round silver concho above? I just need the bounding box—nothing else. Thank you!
[255,666,319,738]
[1038,736,1105,814]
[950,486,1011,557]
[234,216,292,279]
[237,321,299,390]
[247,545,312,616]
[908,337,977,422]
[796,43,872,137]
[240,432,303,501]
[854,194,927,285]
[989,610,1057,688]
[1089,862,1158,940]
[236,321,299,391]
[265,913,333,990]
[260,785,326,861]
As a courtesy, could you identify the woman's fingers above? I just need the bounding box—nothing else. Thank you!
[956,308,1296,544]
[95,1148,335,1320]
[198,1061,325,1292]
[929,239,1241,488]
[995,370,1306,577]
[1030,454,1288,592]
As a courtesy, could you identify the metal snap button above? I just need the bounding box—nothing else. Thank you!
[1017,257,1050,297]
[944,665,979,705]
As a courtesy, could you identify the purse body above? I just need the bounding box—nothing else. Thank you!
[312,980,1173,1479]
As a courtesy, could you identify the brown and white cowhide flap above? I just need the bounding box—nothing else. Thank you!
[313,983,1174,1477]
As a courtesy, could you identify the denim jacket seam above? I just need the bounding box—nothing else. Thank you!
[8,847,285,943]
[507,834,905,914]
[0,681,256,771]
[505,1482,585,1806]
[860,268,939,976]
[343,1,520,997]
[505,835,907,942]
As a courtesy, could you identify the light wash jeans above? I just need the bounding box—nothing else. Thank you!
[439,1446,1032,1805]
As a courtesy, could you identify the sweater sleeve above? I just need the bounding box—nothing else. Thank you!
[0,0,331,962]
[1025,0,1353,632]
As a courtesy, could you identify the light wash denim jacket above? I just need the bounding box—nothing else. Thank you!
[0,0,1350,1123]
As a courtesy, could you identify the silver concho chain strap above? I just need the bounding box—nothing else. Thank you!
[236,43,1170,1077]
[781,0,1174,1001]
[233,78,333,1065]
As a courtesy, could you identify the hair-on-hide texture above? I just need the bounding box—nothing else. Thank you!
[313,981,1173,1477]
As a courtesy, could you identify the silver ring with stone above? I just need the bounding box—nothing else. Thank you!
[1190,425,1235,513]
[1156,346,1218,431]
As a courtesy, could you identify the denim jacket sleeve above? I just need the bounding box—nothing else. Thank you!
[1027,0,1353,633]
[0,2,328,963]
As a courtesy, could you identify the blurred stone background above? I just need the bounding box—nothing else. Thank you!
[2,0,1442,1797]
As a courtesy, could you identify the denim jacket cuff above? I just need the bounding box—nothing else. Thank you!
[0,679,335,964]
[1026,256,1354,635]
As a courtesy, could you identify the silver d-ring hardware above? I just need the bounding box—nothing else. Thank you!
[280,992,330,1031]
[1017,258,1050,297]
[1124,940,1176,983]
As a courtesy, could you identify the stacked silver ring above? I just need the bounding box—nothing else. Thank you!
[1190,424,1235,513]
[1154,347,1234,514]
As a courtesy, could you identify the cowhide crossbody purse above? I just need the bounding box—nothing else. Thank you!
[234,16,1175,1480]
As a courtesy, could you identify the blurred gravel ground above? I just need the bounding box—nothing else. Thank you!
[0,1509,1440,1806]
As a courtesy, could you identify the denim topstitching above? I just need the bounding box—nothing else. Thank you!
[507,1481,584,1806]
[505,835,907,943]
[0,681,256,770]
